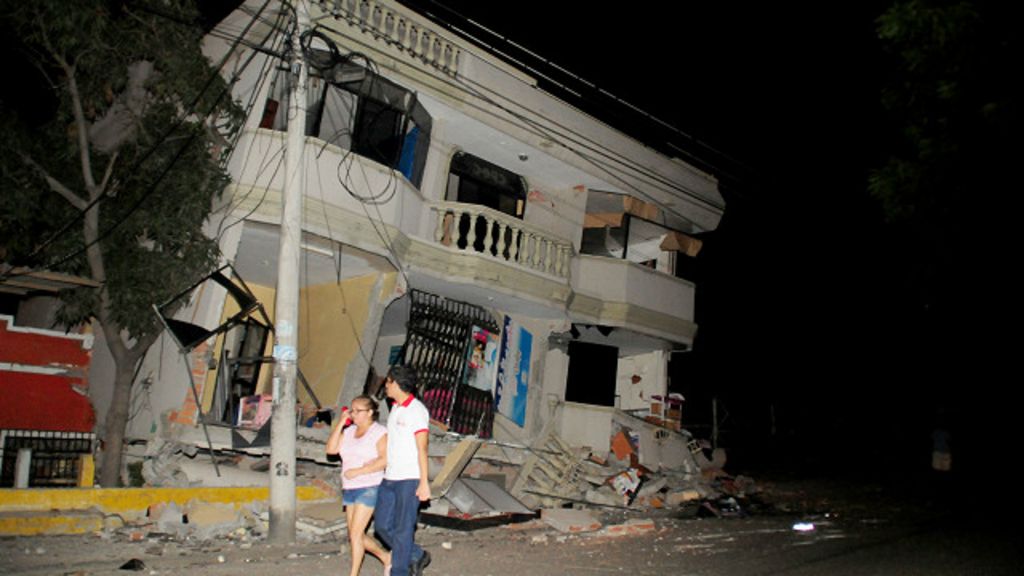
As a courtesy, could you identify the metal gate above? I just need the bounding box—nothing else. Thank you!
[396,290,500,437]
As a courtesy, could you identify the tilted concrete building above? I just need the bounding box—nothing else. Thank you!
[88,0,725,483]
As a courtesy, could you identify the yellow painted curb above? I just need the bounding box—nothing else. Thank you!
[0,485,331,516]
[0,510,105,536]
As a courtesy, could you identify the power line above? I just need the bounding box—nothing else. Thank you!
[311,6,727,224]
[400,0,755,186]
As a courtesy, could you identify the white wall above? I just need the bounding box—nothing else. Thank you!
[523,185,589,251]
[615,350,667,412]
[557,402,615,454]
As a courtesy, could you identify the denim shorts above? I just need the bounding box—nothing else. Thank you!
[342,485,380,507]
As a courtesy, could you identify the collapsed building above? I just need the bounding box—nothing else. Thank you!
[7,1,729,515]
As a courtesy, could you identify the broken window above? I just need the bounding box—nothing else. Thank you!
[260,57,432,188]
[446,152,527,218]
[581,191,703,280]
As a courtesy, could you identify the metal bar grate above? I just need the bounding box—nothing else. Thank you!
[0,430,94,487]
[398,290,499,438]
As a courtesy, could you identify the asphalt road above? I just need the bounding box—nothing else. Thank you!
[3,497,1020,576]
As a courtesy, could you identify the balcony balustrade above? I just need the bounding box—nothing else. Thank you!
[321,0,461,75]
[430,202,572,280]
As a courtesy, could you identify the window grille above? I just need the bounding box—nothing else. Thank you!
[0,430,94,487]
[394,290,500,437]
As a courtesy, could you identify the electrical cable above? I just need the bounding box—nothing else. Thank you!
[403,0,753,185]
[213,15,294,243]
[311,4,726,232]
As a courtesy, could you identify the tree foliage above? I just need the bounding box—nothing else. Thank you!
[869,0,1019,305]
[0,0,243,484]
[870,0,1017,221]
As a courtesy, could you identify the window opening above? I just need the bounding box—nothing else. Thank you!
[445,152,527,253]
[565,341,618,407]
[259,56,432,188]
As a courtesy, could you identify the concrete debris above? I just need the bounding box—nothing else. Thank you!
[597,518,657,537]
[540,508,601,533]
[184,501,242,539]
[294,501,346,536]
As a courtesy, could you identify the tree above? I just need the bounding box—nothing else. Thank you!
[869,0,1019,309]
[0,0,243,485]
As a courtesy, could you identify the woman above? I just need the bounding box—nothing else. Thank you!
[326,395,391,576]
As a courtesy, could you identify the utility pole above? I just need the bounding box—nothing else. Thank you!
[269,0,309,545]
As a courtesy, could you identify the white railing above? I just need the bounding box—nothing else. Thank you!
[319,0,461,75]
[429,202,572,279]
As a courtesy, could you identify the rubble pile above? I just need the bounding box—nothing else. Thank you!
[116,406,756,543]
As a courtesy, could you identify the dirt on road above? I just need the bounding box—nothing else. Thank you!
[2,475,993,576]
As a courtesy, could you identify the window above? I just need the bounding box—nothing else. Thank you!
[446,152,527,218]
[444,152,528,253]
[581,191,701,280]
[565,341,618,407]
[259,58,432,188]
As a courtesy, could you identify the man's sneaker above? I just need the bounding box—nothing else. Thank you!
[411,550,431,576]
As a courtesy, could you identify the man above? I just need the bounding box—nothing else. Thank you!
[374,365,431,576]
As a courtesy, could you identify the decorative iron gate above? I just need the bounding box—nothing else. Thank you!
[396,290,500,437]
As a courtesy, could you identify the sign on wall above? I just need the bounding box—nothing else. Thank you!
[495,316,532,427]
[464,325,500,392]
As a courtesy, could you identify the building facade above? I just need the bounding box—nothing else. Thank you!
[97,0,724,470]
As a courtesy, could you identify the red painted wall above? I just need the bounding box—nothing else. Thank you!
[0,316,94,433]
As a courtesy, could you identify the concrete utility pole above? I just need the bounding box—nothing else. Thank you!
[269,0,309,544]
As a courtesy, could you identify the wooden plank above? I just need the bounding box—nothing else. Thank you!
[429,438,483,497]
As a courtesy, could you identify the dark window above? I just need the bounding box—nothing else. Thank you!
[565,341,618,407]
[447,152,526,218]
[259,59,432,188]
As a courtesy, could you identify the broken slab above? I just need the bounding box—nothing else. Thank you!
[430,438,483,498]
[597,518,657,537]
[444,478,532,516]
[540,508,601,533]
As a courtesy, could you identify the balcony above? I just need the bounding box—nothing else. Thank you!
[315,0,461,76]
[570,254,697,345]
[429,202,572,280]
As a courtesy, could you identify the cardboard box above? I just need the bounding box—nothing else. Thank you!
[649,395,664,418]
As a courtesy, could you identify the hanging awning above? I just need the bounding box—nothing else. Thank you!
[0,266,100,295]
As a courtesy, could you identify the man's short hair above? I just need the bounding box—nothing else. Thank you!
[388,365,419,395]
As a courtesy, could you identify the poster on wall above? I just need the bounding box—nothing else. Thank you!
[495,315,532,427]
[464,325,500,391]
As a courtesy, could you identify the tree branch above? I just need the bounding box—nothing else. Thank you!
[98,151,120,195]
[18,152,87,211]
[63,63,100,197]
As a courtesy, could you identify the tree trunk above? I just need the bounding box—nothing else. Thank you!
[98,357,137,487]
